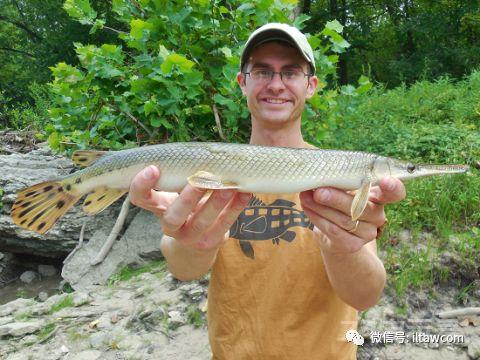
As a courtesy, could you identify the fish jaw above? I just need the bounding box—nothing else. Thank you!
[387,159,469,181]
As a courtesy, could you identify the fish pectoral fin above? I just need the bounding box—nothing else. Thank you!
[83,187,127,215]
[72,150,109,168]
[351,178,372,221]
[187,171,239,190]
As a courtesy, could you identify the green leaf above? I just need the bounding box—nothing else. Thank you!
[150,117,173,129]
[325,20,344,33]
[63,0,97,24]
[90,19,105,34]
[48,131,61,149]
[144,100,156,115]
[219,47,232,58]
[161,54,195,74]
[130,19,154,40]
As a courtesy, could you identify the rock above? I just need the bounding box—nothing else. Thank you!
[469,338,480,359]
[0,317,13,326]
[69,350,103,360]
[60,345,69,354]
[398,229,412,242]
[19,270,37,284]
[0,298,35,317]
[89,332,107,349]
[168,310,186,329]
[37,291,49,302]
[62,210,163,290]
[38,264,57,277]
[0,147,125,257]
[0,320,43,337]
[72,292,91,307]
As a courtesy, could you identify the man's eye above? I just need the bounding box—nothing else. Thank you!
[283,70,296,78]
[256,70,271,77]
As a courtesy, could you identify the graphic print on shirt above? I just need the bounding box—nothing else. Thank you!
[229,197,314,259]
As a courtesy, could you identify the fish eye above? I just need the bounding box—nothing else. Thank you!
[407,163,416,173]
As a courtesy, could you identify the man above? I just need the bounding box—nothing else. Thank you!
[129,23,406,359]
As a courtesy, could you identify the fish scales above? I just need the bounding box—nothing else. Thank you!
[10,142,469,234]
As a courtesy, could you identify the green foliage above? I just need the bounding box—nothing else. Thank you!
[0,0,119,105]
[186,304,205,328]
[49,294,74,314]
[37,323,56,341]
[324,71,480,237]
[47,0,361,151]
[307,0,480,86]
[107,260,165,285]
[0,83,53,132]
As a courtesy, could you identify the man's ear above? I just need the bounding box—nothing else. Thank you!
[306,75,318,99]
[237,72,247,95]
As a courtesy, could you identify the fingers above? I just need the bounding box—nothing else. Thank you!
[306,187,386,227]
[178,189,236,240]
[193,192,252,250]
[161,185,208,233]
[129,165,173,215]
[302,205,365,254]
[369,177,406,205]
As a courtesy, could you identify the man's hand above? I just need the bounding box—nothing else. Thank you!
[299,177,406,254]
[129,165,252,252]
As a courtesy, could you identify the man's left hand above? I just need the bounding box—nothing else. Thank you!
[299,177,406,255]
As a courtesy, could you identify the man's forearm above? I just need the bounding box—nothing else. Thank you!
[320,242,386,311]
[160,235,218,281]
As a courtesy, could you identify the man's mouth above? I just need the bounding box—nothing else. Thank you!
[263,98,290,104]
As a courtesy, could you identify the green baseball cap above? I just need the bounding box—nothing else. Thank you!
[240,23,316,73]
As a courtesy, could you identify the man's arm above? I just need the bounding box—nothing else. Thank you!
[129,165,251,281]
[300,177,406,311]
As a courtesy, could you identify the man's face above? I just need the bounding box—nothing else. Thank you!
[237,42,318,128]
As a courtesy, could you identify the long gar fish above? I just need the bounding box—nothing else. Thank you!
[11,142,469,234]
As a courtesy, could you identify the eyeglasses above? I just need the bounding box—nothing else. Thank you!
[243,69,312,85]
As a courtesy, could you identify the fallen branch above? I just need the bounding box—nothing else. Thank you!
[212,104,226,140]
[437,307,480,319]
[90,196,130,265]
[107,103,153,139]
[63,221,86,265]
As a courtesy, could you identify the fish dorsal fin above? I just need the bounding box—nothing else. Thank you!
[72,150,108,168]
[83,186,127,215]
[351,178,372,220]
[187,171,239,190]
[269,199,296,208]
[11,181,80,234]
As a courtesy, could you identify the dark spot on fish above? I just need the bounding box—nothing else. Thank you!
[20,219,27,225]
[43,185,53,192]
[75,178,82,184]
[84,200,92,206]
[58,187,63,192]
[56,200,65,209]
[37,222,46,231]
[21,201,31,208]
[66,184,72,191]
[25,191,36,197]
[19,206,34,218]
[78,157,88,162]
[97,195,106,202]
[28,208,48,227]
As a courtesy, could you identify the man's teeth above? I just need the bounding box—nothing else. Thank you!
[265,98,287,104]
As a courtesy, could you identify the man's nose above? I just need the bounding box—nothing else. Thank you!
[267,72,286,91]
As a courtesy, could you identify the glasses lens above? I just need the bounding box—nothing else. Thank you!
[248,70,306,84]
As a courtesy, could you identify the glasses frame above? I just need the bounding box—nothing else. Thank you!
[243,69,313,85]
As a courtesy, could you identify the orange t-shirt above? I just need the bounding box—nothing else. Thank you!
[208,193,358,360]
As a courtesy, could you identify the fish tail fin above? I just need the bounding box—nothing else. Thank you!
[11,181,81,234]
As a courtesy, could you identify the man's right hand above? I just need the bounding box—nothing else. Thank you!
[129,165,252,252]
